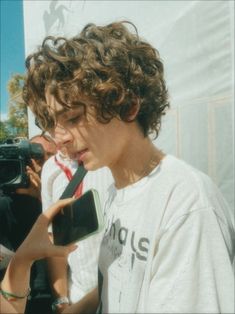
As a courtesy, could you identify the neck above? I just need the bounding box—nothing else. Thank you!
[111,136,164,189]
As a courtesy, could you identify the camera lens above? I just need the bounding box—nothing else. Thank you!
[29,142,44,160]
[0,161,21,186]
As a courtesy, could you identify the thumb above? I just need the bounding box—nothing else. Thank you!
[65,244,78,255]
[48,244,78,258]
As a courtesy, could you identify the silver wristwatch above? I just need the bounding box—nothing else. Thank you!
[51,296,69,312]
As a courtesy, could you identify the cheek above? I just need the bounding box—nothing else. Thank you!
[90,125,120,161]
[68,126,85,143]
[73,117,120,159]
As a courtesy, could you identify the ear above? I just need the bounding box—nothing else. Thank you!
[126,98,140,121]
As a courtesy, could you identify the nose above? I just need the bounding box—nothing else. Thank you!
[53,125,73,147]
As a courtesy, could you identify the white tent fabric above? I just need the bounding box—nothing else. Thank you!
[24,0,234,213]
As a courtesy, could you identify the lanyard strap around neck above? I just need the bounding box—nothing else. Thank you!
[54,156,87,198]
[54,155,73,180]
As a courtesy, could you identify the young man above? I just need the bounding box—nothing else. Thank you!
[23,21,234,313]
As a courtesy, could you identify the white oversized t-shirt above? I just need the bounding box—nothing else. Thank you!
[98,155,234,313]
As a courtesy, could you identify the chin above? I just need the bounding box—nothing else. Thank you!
[82,160,101,171]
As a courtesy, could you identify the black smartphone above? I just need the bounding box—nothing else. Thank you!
[52,189,103,245]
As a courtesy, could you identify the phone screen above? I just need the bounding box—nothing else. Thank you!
[52,189,102,245]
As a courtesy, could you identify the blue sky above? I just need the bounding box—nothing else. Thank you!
[0,0,25,120]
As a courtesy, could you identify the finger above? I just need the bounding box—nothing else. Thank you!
[47,244,78,258]
[27,177,37,189]
[29,174,40,188]
[15,188,29,195]
[27,169,41,183]
[43,198,74,222]
[65,244,78,255]
[31,159,42,173]
[30,178,38,187]
[30,159,37,170]
[27,167,39,179]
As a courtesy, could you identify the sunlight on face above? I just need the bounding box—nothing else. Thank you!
[45,91,129,171]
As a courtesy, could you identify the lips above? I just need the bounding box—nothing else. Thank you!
[70,149,88,162]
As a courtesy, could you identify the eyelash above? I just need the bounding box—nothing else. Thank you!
[67,115,81,125]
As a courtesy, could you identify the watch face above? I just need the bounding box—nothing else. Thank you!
[52,297,69,311]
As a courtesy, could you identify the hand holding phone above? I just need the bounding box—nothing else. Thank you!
[52,189,103,245]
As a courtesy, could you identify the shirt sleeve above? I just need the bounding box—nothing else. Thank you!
[40,161,53,212]
[40,157,62,232]
[145,208,234,313]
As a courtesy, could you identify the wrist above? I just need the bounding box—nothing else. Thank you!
[12,251,33,268]
[0,284,31,301]
[0,257,32,302]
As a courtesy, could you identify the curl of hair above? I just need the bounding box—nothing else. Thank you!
[23,21,170,137]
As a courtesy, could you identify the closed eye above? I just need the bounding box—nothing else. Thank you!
[67,115,82,125]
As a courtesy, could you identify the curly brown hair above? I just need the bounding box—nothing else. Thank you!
[23,21,169,137]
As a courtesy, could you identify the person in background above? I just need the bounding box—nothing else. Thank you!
[22,21,234,313]
[30,134,58,166]
[41,145,112,313]
[0,135,57,314]
[0,135,56,254]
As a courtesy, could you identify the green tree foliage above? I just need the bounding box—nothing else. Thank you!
[7,73,28,138]
[0,120,11,143]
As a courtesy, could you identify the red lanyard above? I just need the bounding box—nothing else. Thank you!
[54,156,83,198]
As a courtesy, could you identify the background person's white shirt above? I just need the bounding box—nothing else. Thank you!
[41,153,113,302]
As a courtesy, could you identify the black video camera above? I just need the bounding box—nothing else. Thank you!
[0,139,44,189]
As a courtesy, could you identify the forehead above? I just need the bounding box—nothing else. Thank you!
[45,92,67,116]
[45,91,85,118]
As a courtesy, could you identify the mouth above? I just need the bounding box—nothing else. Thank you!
[70,149,88,162]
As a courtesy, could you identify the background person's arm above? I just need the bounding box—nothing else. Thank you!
[47,254,70,313]
[62,287,99,314]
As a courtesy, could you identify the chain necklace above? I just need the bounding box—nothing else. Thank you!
[138,149,164,181]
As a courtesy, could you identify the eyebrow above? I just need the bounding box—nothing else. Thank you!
[54,104,85,118]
